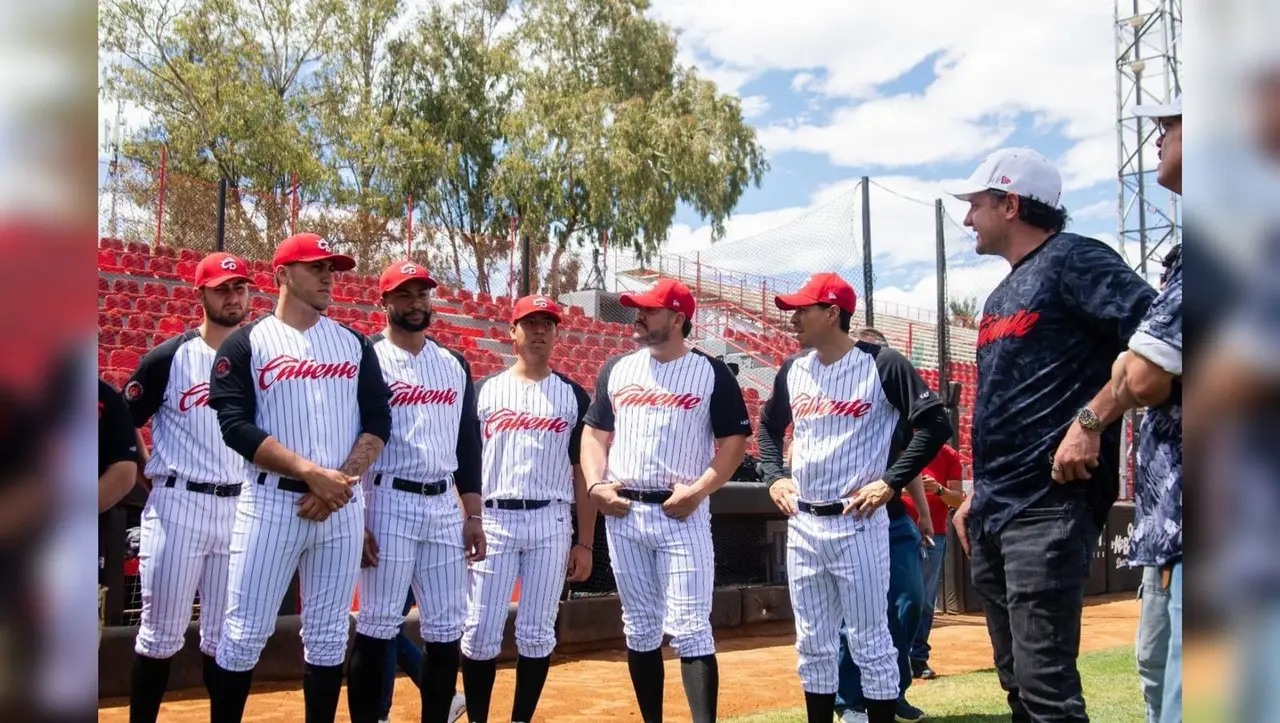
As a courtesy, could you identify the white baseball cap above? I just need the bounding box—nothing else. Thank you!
[1133,95,1182,119]
[942,147,1063,208]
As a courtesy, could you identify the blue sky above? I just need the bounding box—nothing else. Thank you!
[99,0,1179,314]
[645,0,1179,313]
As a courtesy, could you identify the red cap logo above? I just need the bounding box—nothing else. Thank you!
[511,294,563,324]
[379,260,437,294]
[194,252,253,289]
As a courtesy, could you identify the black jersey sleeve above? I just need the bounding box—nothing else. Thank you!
[867,342,952,491]
[122,330,197,426]
[757,356,796,485]
[447,349,483,496]
[354,331,393,443]
[707,355,752,438]
[583,354,624,432]
[1061,237,1158,344]
[99,379,139,476]
[566,376,591,466]
[207,323,271,462]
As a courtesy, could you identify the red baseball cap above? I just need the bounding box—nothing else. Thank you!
[775,272,857,314]
[194,252,253,288]
[272,233,356,271]
[511,294,563,324]
[620,278,696,317]
[379,260,437,294]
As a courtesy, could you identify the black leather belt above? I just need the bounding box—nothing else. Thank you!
[374,474,448,496]
[798,500,846,517]
[164,476,242,497]
[485,498,552,510]
[617,489,673,504]
[256,472,309,494]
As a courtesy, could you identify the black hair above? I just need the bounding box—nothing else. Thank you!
[815,304,853,333]
[681,317,692,339]
[988,190,1069,234]
[855,326,888,344]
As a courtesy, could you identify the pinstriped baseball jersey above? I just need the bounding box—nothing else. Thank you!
[760,342,941,502]
[475,369,589,502]
[367,334,474,483]
[583,348,751,489]
[122,329,247,484]
[207,314,391,474]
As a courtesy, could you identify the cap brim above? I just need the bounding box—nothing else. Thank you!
[774,292,820,311]
[1133,103,1181,119]
[198,272,253,289]
[940,179,991,200]
[620,293,663,309]
[513,309,562,324]
[279,253,358,272]
[382,276,438,294]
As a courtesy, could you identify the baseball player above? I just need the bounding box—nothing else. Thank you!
[581,278,750,723]
[756,273,951,723]
[460,294,596,723]
[346,260,484,723]
[206,233,393,723]
[122,253,253,722]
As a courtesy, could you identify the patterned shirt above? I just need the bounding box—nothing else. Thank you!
[1128,250,1183,568]
[971,232,1156,536]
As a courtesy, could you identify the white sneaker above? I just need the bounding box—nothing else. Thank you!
[448,693,467,722]
[838,710,869,723]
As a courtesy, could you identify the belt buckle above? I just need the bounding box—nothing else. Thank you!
[212,482,232,497]
[421,480,432,497]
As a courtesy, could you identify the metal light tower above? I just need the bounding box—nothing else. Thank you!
[1115,0,1181,281]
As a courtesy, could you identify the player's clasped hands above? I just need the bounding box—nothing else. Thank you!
[768,478,800,516]
[843,479,894,518]
[588,481,632,518]
[661,483,704,520]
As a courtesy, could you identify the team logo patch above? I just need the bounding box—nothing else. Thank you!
[316,238,331,251]
[214,356,232,379]
[123,380,143,401]
[220,257,239,270]
[401,263,418,275]
[534,297,549,308]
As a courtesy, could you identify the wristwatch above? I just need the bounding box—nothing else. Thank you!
[1075,407,1103,432]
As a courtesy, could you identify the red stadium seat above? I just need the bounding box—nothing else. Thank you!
[176,261,198,280]
[179,248,203,263]
[104,294,131,312]
[125,241,148,255]
[127,314,156,331]
[99,327,118,347]
[136,297,164,315]
[251,295,274,312]
[173,285,196,301]
[98,249,121,272]
[119,253,145,273]
[120,329,149,348]
[102,370,129,390]
[157,317,186,336]
[143,282,169,298]
[108,349,141,369]
[165,300,193,317]
[99,237,124,251]
[370,311,386,327]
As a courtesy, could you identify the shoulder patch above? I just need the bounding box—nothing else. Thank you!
[123,380,143,401]
[213,356,232,379]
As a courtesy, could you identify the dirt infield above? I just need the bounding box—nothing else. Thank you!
[98,594,1139,722]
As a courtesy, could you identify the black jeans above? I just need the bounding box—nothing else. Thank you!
[969,488,1098,723]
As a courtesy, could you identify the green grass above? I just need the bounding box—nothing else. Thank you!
[727,646,1144,723]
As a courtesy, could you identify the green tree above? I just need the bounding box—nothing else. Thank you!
[949,295,980,327]
[384,0,518,293]
[497,0,769,296]
[99,0,342,256]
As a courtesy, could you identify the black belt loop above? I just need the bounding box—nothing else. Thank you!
[797,500,845,517]
[164,476,178,489]
[617,489,674,504]
[484,499,552,510]
[373,473,383,487]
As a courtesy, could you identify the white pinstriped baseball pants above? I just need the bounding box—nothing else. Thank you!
[216,481,364,672]
[461,504,572,661]
[355,483,466,643]
[134,486,238,659]
[605,500,716,658]
[786,507,898,698]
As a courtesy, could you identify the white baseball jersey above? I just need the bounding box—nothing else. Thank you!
[207,314,392,475]
[367,333,481,490]
[583,348,751,489]
[122,328,245,662]
[207,313,392,672]
[758,341,942,502]
[475,369,590,501]
[123,329,247,484]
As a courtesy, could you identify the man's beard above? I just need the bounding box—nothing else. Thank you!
[635,323,671,346]
[204,307,246,328]
[390,309,431,332]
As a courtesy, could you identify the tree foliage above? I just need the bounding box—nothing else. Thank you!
[100,0,769,291]
[949,295,980,327]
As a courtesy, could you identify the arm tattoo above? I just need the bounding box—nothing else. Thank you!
[338,434,384,478]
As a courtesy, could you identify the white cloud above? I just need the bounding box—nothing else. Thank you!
[650,0,1120,182]
[738,94,770,118]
